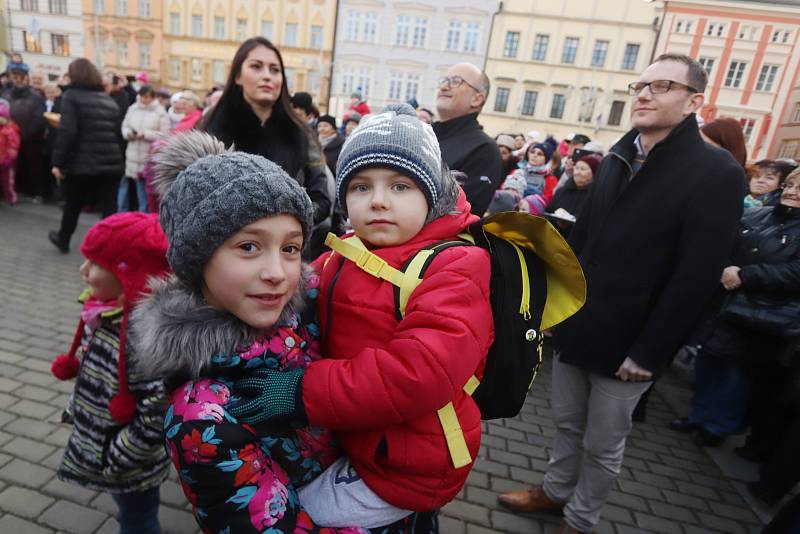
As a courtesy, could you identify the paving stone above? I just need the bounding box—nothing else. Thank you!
[689,472,735,491]
[41,450,64,471]
[487,425,526,442]
[3,417,57,440]
[14,385,58,403]
[8,399,58,420]
[0,349,24,362]
[510,465,546,485]
[0,377,21,393]
[649,501,697,523]
[661,489,710,512]
[647,462,692,482]
[634,511,684,534]
[0,458,55,492]
[0,514,54,534]
[708,501,759,523]
[0,485,55,518]
[91,492,117,515]
[157,504,199,533]
[2,436,56,462]
[506,438,550,460]
[40,500,107,534]
[489,475,526,493]
[602,502,634,524]
[15,371,56,387]
[439,515,466,534]
[465,485,502,508]
[42,426,72,448]
[17,358,55,374]
[487,448,529,468]
[94,517,118,534]
[674,480,721,501]
[490,509,545,533]
[696,512,748,534]
[623,446,659,462]
[616,479,663,500]
[0,392,17,409]
[0,410,18,427]
[630,469,676,491]
[606,490,650,512]
[41,478,97,506]
[466,470,489,489]
[472,459,509,478]
[442,500,490,525]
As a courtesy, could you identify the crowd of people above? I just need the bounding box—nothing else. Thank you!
[0,40,797,534]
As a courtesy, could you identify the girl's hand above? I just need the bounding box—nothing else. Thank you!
[52,166,64,181]
[721,266,742,290]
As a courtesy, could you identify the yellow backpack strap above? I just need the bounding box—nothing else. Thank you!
[324,233,406,288]
[396,249,434,319]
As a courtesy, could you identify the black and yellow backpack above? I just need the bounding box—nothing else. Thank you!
[325,211,586,468]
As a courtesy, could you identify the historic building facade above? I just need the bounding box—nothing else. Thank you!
[329,0,499,117]
[480,0,661,147]
[161,0,337,105]
[654,0,800,161]
[8,0,84,80]
[82,0,163,84]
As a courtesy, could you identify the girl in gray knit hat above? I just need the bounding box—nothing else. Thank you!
[226,104,493,530]
[130,130,367,533]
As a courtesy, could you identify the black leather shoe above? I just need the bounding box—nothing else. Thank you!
[48,231,69,253]
[694,428,725,447]
[669,417,700,433]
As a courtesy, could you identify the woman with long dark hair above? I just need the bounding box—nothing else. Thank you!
[199,38,331,256]
[48,58,123,253]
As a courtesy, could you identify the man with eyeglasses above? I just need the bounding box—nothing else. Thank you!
[497,53,745,534]
[432,63,503,215]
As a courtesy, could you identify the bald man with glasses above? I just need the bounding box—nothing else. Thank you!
[432,63,503,216]
[497,53,745,534]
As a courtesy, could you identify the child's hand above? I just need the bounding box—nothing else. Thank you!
[227,367,307,426]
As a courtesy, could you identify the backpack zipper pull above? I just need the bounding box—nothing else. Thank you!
[511,242,532,320]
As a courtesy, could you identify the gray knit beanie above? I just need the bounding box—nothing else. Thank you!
[336,103,459,223]
[152,130,314,288]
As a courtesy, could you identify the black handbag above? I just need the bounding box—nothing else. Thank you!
[721,290,800,338]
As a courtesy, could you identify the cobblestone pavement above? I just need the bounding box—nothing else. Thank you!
[0,203,775,533]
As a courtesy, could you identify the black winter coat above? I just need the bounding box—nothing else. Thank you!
[554,114,746,377]
[547,178,592,219]
[2,85,46,142]
[433,113,503,216]
[52,87,124,178]
[322,134,344,175]
[204,102,331,225]
[698,205,800,363]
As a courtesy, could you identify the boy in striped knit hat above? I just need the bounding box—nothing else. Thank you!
[51,212,171,534]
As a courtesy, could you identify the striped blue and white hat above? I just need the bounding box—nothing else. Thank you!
[335,103,445,216]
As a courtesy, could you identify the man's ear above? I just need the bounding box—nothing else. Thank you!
[687,93,704,115]
[471,91,487,110]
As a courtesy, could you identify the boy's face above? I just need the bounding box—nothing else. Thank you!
[80,260,123,301]
[201,215,303,330]
[345,168,428,247]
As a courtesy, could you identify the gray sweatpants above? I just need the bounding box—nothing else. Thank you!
[543,354,651,532]
[298,457,413,528]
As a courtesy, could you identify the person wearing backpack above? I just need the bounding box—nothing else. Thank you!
[497,54,745,534]
[226,104,494,528]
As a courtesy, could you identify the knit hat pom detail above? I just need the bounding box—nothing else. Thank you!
[109,391,136,425]
[381,103,418,117]
[52,353,80,380]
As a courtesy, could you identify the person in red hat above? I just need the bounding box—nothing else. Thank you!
[51,212,172,534]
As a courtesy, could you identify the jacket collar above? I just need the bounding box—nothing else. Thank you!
[433,112,482,137]
[130,265,313,383]
[610,113,702,162]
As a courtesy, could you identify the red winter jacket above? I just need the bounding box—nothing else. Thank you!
[305,190,493,511]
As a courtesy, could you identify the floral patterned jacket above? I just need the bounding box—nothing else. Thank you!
[132,270,367,533]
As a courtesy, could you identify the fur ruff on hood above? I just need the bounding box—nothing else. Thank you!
[130,265,312,386]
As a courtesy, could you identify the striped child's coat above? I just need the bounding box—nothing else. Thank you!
[58,308,170,493]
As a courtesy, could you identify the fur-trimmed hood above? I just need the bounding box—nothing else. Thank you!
[130,265,312,386]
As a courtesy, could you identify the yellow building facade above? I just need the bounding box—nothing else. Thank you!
[481,0,661,148]
[83,0,164,84]
[162,0,336,106]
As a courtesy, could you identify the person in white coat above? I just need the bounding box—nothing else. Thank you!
[118,85,169,212]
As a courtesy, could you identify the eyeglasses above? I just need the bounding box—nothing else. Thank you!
[438,75,482,93]
[628,80,699,96]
